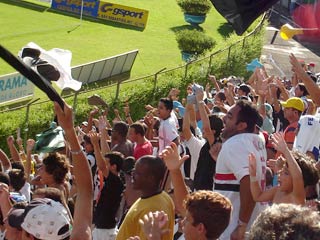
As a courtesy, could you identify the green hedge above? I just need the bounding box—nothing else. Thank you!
[0,23,265,154]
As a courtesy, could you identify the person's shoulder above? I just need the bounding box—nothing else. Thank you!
[186,135,205,146]
[107,172,124,189]
[143,140,153,148]
[223,133,264,150]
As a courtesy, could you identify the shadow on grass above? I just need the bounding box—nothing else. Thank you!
[2,0,144,32]
[217,22,233,37]
[48,8,145,32]
[170,24,204,33]
[1,0,49,12]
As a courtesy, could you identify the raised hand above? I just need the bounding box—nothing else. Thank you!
[195,88,204,102]
[124,105,130,116]
[26,139,35,152]
[16,136,23,147]
[139,211,170,240]
[144,114,154,128]
[54,101,74,132]
[270,132,288,154]
[7,135,15,146]
[145,104,154,111]
[160,142,189,171]
[290,53,305,78]
[102,107,109,117]
[88,132,100,147]
[90,106,99,117]
[98,115,107,131]
[0,183,10,202]
[208,74,217,83]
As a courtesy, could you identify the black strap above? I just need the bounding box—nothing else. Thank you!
[174,231,183,240]
[214,183,240,192]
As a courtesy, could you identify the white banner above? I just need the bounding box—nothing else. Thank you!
[0,72,34,104]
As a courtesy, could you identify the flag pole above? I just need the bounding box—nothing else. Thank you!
[80,0,84,23]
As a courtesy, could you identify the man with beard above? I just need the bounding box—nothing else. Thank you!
[214,100,267,240]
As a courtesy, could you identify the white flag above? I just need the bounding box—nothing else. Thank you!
[19,42,82,91]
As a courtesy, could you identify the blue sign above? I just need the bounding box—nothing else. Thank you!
[51,0,100,18]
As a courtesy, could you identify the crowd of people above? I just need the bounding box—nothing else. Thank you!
[0,52,320,240]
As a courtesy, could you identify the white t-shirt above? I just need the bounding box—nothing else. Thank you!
[294,115,320,159]
[158,116,179,153]
[185,136,206,180]
[214,133,267,240]
[19,182,31,202]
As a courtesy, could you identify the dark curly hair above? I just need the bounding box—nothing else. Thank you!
[249,204,320,240]
[43,152,70,184]
[291,150,320,187]
[9,169,26,191]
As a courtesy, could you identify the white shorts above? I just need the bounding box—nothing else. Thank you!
[92,227,118,240]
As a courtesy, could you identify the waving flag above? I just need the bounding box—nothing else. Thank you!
[19,42,82,91]
[0,44,65,109]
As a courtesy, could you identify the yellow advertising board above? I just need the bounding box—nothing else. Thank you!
[98,2,148,28]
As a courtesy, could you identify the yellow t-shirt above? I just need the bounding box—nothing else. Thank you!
[116,191,174,240]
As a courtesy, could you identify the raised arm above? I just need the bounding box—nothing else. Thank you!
[182,104,193,141]
[160,143,189,216]
[98,115,111,155]
[269,82,281,113]
[208,75,221,92]
[249,153,277,202]
[54,101,92,240]
[113,108,123,123]
[86,107,99,133]
[144,114,155,141]
[271,132,305,203]
[25,139,35,182]
[290,53,320,105]
[7,136,20,162]
[196,89,214,145]
[0,183,12,220]
[0,148,11,171]
[275,78,289,101]
[124,102,133,125]
[89,132,110,178]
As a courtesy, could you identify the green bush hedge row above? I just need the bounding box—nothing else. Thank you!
[0,24,265,154]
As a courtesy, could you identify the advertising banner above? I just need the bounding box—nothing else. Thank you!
[51,0,100,18]
[51,0,148,28]
[97,2,149,28]
[0,73,34,104]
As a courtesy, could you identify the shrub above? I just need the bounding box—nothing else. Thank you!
[177,0,212,15]
[176,29,216,55]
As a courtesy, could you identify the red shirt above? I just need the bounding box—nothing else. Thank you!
[275,121,298,158]
[284,121,298,146]
[133,141,153,160]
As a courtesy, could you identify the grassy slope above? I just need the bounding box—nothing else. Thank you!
[0,0,229,78]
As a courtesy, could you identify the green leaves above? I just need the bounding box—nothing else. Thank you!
[176,29,216,55]
[177,0,212,15]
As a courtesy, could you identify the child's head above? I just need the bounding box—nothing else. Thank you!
[278,163,292,192]
[278,151,319,192]
[292,150,320,187]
